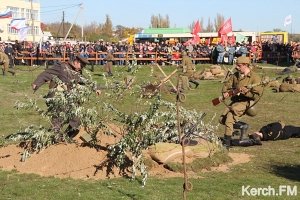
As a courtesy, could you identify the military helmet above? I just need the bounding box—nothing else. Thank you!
[182,51,187,56]
[245,106,257,117]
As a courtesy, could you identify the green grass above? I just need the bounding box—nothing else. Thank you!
[0,63,299,200]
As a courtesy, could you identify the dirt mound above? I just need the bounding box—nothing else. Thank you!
[0,145,251,180]
[0,129,252,180]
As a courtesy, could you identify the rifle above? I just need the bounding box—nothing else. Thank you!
[211,77,280,106]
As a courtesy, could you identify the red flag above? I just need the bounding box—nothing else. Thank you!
[206,38,211,45]
[220,34,228,44]
[190,20,201,45]
[184,38,193,46]
[192,20,201,35]
[218,18,232,36]
[228,34,235,44]
[192,35,200,44]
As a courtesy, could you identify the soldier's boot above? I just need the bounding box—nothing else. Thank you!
[65,125,80,138]
[2,69,5,76]
[233,121,249,140]
[189,80,199,88]
[222,135,232,150]
[8,69,16,76]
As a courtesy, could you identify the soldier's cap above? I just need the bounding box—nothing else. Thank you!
[75,55,90,66]
[236,56,250,65]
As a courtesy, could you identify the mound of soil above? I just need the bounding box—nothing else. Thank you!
[0,130,252,180]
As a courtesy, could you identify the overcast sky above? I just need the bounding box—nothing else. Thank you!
[40,0,299,33]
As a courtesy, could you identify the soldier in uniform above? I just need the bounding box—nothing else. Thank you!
[4,43,16,70]
[219,56,263,148]
[180,51,199,89]
[234,121,300,146]
[104,51,114,76]
[0,51,15,76]
[32,55,101,137]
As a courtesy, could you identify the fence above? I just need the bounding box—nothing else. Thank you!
[14,50,297,66]
[15,51,211,66]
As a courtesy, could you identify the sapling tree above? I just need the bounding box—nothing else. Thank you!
[98,96,221,186]
[6,71,106,160]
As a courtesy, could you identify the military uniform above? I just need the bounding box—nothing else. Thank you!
[220,57,263,147]
[32,55,91,135]
[180,52,199,89]
[104,52,114,76]
[257,122,300,141]
[0,52,15,76]
[234,122,300,147]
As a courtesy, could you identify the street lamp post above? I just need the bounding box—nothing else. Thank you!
[31,0,35,43]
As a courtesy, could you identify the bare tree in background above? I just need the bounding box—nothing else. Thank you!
[204,17,214,32]
[102,14,113,37]
[188,18,203,32]
[150,14,170,28]
[214,13,225,32]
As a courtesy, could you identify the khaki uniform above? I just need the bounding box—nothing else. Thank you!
[180,55,198,89]
[0,52,15,76]
[181,55,195,77]
[221,70,263,136]
[105,52,114,76]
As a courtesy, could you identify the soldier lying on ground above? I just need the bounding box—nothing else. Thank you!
[232,121,300,147]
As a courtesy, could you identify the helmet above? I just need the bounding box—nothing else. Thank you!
[182,51,187,56]
[245,106,257,117]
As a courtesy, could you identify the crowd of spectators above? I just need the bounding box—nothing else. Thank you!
[1,38,300,67]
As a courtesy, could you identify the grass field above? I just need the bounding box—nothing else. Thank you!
[0,63,299,200]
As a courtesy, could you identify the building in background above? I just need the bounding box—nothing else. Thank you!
[259,31,289,44]
[0,0,41,42]
[134,28,257,44]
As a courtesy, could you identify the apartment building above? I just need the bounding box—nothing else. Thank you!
[0,0,41,42]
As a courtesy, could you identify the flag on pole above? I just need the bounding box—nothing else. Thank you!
[192,20,201,35]
[0,9,12,19]
[218,18,232,36]
[228,34,235,44]
[284,14,292,27]
[10,18,27,30]
[19,27,29,41]
[190,20,201,44]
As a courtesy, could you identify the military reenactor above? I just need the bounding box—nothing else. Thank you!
[32,55,101,137]
[180,51,199,89]
[219,56,263,148]
[234,121,300,146]
[4,43,15,69]
[104,51,114,76]
[0,51,15,76]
